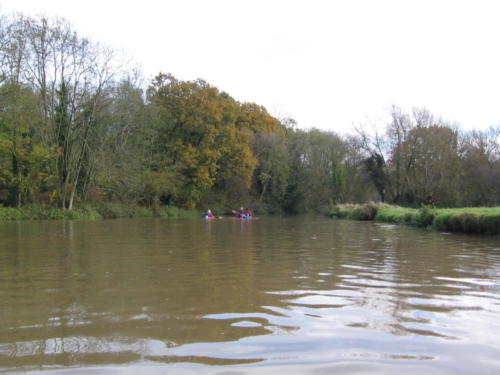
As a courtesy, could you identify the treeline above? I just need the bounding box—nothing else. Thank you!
[0,14,499,214]
[357,107,499,207]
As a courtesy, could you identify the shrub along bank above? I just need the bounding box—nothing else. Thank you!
[330,204,500,235]
[0,204,197,221]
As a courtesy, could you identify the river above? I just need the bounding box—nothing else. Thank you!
[0,216,499,374]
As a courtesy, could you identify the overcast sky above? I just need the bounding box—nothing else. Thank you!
[2,0,500,133]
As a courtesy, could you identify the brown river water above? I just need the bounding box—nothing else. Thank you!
[0,216,499,374]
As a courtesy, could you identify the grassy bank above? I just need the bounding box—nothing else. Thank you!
[330,204,500,235]
[0,203,198,221]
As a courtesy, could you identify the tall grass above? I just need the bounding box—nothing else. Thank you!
[0,204,199,221]
[330,203,379,220]
[155,205,198,219]
[330,204,500,235]
[90,203,152,219]
[376,205,436,227]
[0,204,102,221]
[433,207,500,235]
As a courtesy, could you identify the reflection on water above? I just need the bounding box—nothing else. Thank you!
[0,217,499,374]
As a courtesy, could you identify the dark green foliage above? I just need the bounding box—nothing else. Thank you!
[364,154,388,202]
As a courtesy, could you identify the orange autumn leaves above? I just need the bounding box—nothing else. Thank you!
[147,73,284,208]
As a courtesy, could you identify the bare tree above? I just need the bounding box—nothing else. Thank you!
[1,15,121,209]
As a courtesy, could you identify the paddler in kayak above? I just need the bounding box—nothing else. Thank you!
[203,209,216,219]
[232,207,252,218]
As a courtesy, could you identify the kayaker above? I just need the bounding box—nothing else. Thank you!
[232,207,252,218]
[203,209,215,219]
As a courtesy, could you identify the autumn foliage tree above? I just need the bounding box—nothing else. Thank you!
[147,74,258,208]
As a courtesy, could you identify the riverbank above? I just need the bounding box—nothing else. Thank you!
[330,204,500,235]
[0,203,198,221]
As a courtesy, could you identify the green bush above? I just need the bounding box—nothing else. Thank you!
[330,204,357,218]
[0,207,24,220]
[78,205,102,220]
[411,206,436,227]
[329,205,341,218]
[403,212,413,224]
[161,205,180,218]
[349,203,379,220]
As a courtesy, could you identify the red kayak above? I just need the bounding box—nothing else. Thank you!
[231,210,253,219]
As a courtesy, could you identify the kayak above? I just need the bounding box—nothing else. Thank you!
[231,210,253,219]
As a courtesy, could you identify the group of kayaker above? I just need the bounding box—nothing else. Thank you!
[203,206,253,219]
[233,207,253,219]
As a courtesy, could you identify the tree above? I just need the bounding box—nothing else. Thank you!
[252,131,289,209]
[92,78,150,204]
[460,126,500,206]
[0,83,56,206]
[236,103,284,134]
[364,153,388,202]
[400,125,461,206]
[146,73,257,208]
[15,16,118,209]
[284,128,348,212]
[356,106,466,206]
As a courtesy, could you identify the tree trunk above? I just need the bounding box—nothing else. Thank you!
[68,185,76,210]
